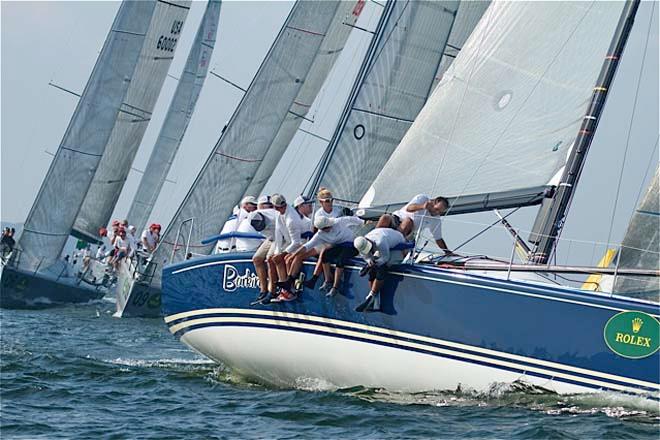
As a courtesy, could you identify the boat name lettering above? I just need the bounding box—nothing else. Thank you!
[603,311,659,359]
[222,264,260,292]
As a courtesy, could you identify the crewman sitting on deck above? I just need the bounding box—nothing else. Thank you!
[381,194,453,256]
[284,215,364,300]
[353,227,406,312]
[249,199,280,304]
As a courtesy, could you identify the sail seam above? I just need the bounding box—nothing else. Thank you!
[351,107,415,124]
[285,26,325,37]
[215,152,262,163]
[157,0,191,10]
[60,147,102,157]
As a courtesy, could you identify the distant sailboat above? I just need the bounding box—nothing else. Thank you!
[0,0,189,308]
[161,1,659,401]
[115,0,358,317]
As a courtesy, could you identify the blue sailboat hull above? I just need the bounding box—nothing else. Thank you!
[0,266,106,309]
[161,252,659,399]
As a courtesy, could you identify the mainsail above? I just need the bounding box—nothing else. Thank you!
[16,1,159,272]
[151,1,342,282]
[313,0,485,204]
[363,1,626,209]
[614,166,660,299]
[241,0,364,199]
[72,0,192,241]
[127,0,222,234]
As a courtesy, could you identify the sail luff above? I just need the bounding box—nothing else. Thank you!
[149,1,342,285]
[127,0,222,233]
[72,0,192,241]
[531,0,642,263]
[241,0,365,200]
[16,1,159,272]
[312,0,476,204]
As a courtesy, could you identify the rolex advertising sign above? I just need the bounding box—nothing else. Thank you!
[604,311,660,359]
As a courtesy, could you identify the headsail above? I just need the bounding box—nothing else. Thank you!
[241,0,364,199]
[363,1,625,209]
[127,0,222,234]
[72,0,192,241]
[16,1,159,272]
[613,166,659,300]
[312,0,485,204]
[150,0,342,282]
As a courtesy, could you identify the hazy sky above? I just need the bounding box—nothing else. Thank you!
[1,1,658,266]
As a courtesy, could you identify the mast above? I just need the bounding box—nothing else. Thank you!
[531,0,641,264]
[306,0,396,198]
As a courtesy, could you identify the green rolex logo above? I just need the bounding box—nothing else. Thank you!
[604,311,660,359]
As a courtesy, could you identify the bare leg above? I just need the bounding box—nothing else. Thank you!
[333,267,343,288]
[322,263,332,284]
[253,256,268,294]
[399,218,414,237]
[272,253,288,282]
[376,214,393,228]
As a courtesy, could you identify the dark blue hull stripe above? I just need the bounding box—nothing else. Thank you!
[169,318,657,396]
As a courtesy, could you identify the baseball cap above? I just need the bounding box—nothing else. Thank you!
[257,195,271,205]
[354,236,373,255]
[271,194,287,208]
[293,195,312,208]
[314,216,335,229]
[241,195,257,206]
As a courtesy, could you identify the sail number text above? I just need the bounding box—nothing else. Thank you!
[157,20,184,53]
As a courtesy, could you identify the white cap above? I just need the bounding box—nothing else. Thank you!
[293,195,312,208]
[271,193,287,208]
[241,195,257,206]
[128,225,136,233]
[314,216,335,229]
[354,236,373,255]
[257,195,271,205]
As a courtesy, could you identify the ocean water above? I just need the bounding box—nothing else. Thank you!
[1,299,658,439]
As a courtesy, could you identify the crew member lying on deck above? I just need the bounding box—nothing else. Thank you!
[353,227,406,312]
[380,194,453,256]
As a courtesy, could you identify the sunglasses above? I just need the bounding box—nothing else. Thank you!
[319,199,333,203]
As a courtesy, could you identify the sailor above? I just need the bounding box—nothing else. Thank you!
[141,223,161,253]
[126,225,138,257]
[388,194,453,255]
[97,227,115,261]
[353,227,406,312]
[312,187,342,227]
[270,195,314,299]
[249,199,281,303]
[107,219,121,246]
[284,214,364,300]
[111,226,131,270]
[257,194,273,210]
[216,206,241,253]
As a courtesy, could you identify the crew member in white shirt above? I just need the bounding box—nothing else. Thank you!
[282,215,363,301]
[312,187,342,228]
[126,225,138,257]
[353,227,406,312]
[141,223,161,253]
[249,200,281,303]
[386,194,453,255]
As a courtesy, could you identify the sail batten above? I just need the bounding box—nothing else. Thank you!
[313,0,488,204]
[16,1,159,272]
[72,0,192,240]
[150,1,343,285]
[365,2,626,209]
[127,0,222,233]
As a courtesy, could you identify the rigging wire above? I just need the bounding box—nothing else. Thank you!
[604,0,655,251]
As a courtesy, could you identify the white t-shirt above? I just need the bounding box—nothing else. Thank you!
[363,228,406,266]
[303,216,364,250]
[246,208,279,241]
[273,207,312,254]
[114,236,130,253]
[235,219,263,252]
[126,233,138,257]
[312,205,342,226]
[216,216,239,252]
[393,194,443,240]
[141,229,159,251]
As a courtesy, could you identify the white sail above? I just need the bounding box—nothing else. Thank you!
[242,0,364,199]
[315,0,471,204]
[614,166,659,300]
[151,1,342,281]
[72,0,192,241]
[16,1,159,272]
[127,0,222,234]
[364,1,625,208]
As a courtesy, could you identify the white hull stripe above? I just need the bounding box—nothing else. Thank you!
[173,318,656,398]
[165,309,659,394]
[169,259,660,317]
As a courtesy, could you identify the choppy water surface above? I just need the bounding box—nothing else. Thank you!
[1,300,658,439]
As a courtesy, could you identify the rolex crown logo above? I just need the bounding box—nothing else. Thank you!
[631,317,644,334]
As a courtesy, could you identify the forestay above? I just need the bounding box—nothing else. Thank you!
[127,0,222,234]
[242,0,365,199]
[315,0,468,204]
[73,0,191,241]
[151,1,341,283]
[614,166,660,301]
[17,1,158,273]
[363,1,625,208]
